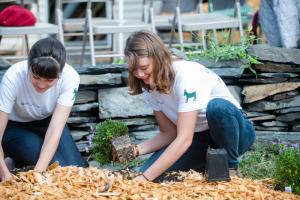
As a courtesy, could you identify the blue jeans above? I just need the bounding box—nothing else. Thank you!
[2,116,88,167]
[140,98,256,173]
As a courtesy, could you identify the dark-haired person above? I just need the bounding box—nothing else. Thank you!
[124,30,256,181]
[0,37,87,182]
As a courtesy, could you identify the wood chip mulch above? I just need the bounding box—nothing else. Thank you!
[0,164,299,200]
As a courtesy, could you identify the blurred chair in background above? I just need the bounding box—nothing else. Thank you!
[0,0,61,61]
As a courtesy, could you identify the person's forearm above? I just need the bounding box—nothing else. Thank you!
[138,131,176,155]
[34,104,72,172]
[0,147,11,180]
[143,137,192,180]
[0,111,11,180]
[34,134,60,172]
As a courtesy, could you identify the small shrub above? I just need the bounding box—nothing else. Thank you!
[186,27,261,77]
[273,146,300,195]
[91,119,128,164]
[240,142,277,179]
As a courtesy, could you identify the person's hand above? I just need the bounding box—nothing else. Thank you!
[132,144,140,158]
[133,174,149,182]
[0,171,12,182]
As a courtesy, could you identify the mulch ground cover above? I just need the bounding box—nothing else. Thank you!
[0,163,299,200]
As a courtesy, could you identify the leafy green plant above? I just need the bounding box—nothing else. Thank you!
[113,157,145,171]
[273,146,300,195]
[91,119,129,164]
[112,57,125,64]
[240,142,277,180]
[186,27,261,77]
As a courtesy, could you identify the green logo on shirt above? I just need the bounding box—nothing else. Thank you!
[184,89,196,103]
[72,88,78,100]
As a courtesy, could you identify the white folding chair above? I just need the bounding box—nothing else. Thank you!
[0,0,61,60]
[86,0,154,66]
[56,0,113,64]
[146,0,199,33]
[173,0,243,50]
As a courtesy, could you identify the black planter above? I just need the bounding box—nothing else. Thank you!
[206,148,230,182]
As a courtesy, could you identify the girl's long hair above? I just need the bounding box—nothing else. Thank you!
[124,30,175,95]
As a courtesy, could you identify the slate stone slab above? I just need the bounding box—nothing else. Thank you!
[255,126,288,131]
[253,62,299,73]
[276,112,300,122]
[247,45,300,65]
[255,131,300,143]
[245,111,271,118]
[249,115,276,122]
[72,102,98,112]
[68,116,97,124]
[69,123,97,130]
[242,82,300,103]
[246,96,300,112]
[118,117,157,126]
[238,77,288,84]
[130,124,159,132]
[75,90,97,104]
[75,63,127,74]
[0,59,11,69]
[274,107,300,114]
[292,125,300,132]
[194,59,243,68]
[71,130,90,141]
[98,87,153,119]
[261,121,288,127]
[270,90,299,101]
[80,74,122,85]
[228,86,241,104]
[211,68,244,78]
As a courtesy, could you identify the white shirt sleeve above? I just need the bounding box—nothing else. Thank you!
[0,69,18,113]
[57,65,80,107]
[174,66,213,112]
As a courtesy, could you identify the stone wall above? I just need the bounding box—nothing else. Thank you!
[0,44,300,159]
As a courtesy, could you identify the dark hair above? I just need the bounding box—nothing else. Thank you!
[28,37,66,79]
[124,30,175,95]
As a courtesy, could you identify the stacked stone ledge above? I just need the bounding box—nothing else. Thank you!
[0,45,299,164]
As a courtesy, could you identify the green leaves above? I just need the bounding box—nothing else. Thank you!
[240,142,300,195]
[112,57,125,64]
[186,28,261,77]
[274,147,300,195]
[240,142,277,180]
[91,119,128,164]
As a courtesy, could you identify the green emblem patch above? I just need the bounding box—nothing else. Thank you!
[184,89,196,103]
[72,88,78,100]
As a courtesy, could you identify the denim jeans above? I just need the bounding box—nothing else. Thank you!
[140,98,256,173]
[2,116,88,167]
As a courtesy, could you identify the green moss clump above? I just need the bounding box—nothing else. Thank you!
[91,119,128,164]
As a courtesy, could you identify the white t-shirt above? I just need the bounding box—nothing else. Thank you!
[0,60,80,122]
[144,60,241,132]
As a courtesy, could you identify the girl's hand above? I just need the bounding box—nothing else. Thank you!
[133,174,150,182]
[0,172,12,182]
[133,144,140,158]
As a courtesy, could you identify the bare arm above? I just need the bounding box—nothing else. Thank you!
[140,111,198,181]
[0,111,12,181]
[34,104,72,172]
[138,111,177,155]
